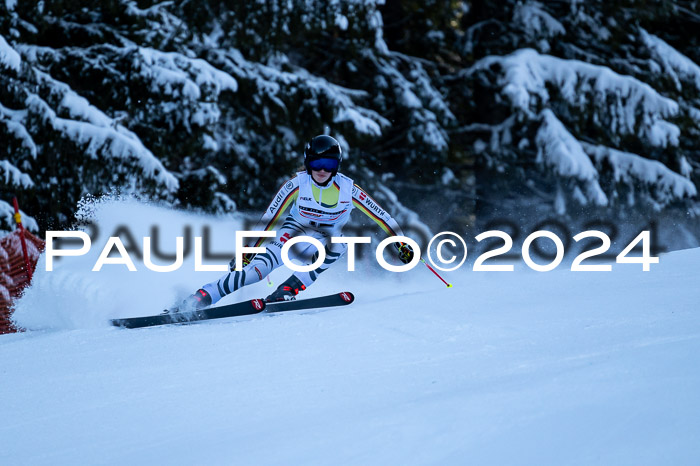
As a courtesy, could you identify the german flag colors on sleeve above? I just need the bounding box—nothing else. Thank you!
[352,184,404,237]
[250,176,300,247]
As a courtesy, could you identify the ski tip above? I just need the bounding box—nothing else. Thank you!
[339,291,354,304]
[110,319,129,329]
[447,283,453,288]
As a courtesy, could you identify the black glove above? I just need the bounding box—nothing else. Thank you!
[229,252,254,272]
[395,242,415,264]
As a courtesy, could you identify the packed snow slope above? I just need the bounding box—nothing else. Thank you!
[2,199,700,465]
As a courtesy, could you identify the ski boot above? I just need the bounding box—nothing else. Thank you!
[163,288,212,314]
[265,275,305,302]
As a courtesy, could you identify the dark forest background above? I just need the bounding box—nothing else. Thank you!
[2,0,699,248]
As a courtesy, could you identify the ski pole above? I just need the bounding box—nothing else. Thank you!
[421,258,452,288]
[12,197,33,282]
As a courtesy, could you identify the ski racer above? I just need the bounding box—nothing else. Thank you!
[173,135,414,311]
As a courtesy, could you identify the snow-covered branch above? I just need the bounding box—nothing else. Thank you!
[640,28,700,93]
[535,109,607,207]
[470,48,681,148]
[136,47,238,100]
[22,69,180,192]
[0,34,21,71]
[212,50,390,137]
[584,142,697,209]
[1,160,33,189]
[0,104,37,158]
[513,1,565,50]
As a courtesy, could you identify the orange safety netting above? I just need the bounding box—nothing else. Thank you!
[0,229,45,334]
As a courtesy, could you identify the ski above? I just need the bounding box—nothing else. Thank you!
[265,291,354,313]
[110,292,354,329]
[110,299,266,329]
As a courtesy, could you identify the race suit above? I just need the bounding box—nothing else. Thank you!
[201,171,405,305]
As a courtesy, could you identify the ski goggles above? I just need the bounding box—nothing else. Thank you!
[308,157,340,172]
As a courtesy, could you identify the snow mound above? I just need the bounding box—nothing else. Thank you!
[12,198,246,329]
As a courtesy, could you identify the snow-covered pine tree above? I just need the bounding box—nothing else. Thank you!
[1,3,179,227]
[1,0,439,232]
[451,0,699,216]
